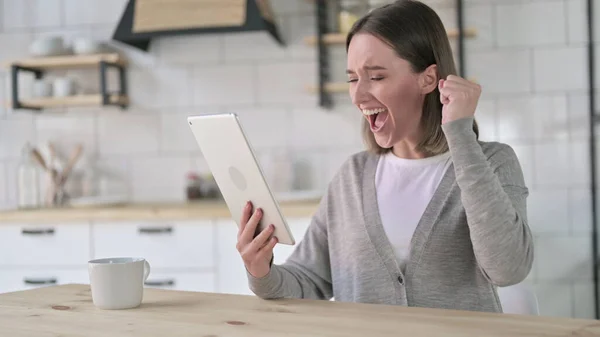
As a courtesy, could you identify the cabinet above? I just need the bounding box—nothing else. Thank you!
[0,269,89,294]
[215,218,311,296]
[93,220,215,269]
[144,271,216,293]
[0,216,313,296]
[0,223,90,267]
[215,219,255,296]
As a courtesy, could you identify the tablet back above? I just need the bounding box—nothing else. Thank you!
[187,113,295,245]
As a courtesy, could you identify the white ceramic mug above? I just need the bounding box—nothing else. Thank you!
[32,80,52,97]
[88,257,151,310]
[53,77,76,97]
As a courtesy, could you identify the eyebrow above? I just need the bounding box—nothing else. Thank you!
[346,65,387,74]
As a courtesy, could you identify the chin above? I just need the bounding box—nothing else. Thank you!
[373,133,396,149]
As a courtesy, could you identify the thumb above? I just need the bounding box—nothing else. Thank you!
[439,82,450,105]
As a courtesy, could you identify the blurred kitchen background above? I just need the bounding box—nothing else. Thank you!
[0,0,597,320]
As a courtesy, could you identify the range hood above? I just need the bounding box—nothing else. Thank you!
[112,0,285,51]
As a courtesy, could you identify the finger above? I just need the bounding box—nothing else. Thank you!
[445,74,471,85]
[238,201,253,239]
[439,82,450,104]
[256,236,278,259]
[240,207,263,244]
[441,79,473,91]
[443,77,480,93]
[440,95,450,105]
[439,84,479,104]
[248,224,275,253]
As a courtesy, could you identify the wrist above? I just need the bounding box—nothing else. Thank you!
[441,116,477,146]
[247,260,272,279]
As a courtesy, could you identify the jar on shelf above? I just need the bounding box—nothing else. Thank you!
[338,0,367,34]
[186,172,203,201]
[200,173,221,199]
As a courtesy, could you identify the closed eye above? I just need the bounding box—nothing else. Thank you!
[347,77,383,83]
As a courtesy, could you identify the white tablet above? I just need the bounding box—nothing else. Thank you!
[187,113,295,245]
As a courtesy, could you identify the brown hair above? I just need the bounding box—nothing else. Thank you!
[346,0,478,155]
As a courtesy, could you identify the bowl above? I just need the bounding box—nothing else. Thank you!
[29,36,65,57]
[72,38,102,55]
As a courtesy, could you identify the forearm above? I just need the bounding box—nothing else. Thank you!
[247,263,330,300]
[442,117,534,286]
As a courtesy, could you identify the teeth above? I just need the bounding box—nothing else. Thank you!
[362,108,386,116]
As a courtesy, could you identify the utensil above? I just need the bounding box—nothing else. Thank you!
[42,143,84,207]
[45,142,59,207]
[30,148,47,170]
[57,144,83,186]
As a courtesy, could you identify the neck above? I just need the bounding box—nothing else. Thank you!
[391,141,427,159]
[391,126,428,159]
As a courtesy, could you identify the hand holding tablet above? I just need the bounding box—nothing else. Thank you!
[187,113,296,275]
[236,201,278,278]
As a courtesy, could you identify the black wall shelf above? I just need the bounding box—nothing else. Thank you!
[586,0,599,320]
[6,53,128,111]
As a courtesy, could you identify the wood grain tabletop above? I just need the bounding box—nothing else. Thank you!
[0,284,599,336]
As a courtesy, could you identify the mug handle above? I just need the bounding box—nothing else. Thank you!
[143,260,151,283]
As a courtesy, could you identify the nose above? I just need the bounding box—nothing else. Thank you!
[350,80,371,106]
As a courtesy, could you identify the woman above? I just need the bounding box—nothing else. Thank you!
[235,0,533,313]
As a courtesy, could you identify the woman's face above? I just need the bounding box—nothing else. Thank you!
[347,33,435,149]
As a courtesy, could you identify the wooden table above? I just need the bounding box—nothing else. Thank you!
[1,284,599,336]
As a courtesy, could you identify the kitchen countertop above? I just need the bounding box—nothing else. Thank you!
[1,284,599,337]
[0,199,321,223]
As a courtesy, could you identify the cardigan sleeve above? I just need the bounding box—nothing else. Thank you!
[246,191,333,300]
[441,117,534,287]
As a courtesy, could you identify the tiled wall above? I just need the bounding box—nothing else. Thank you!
[0,0,597,319]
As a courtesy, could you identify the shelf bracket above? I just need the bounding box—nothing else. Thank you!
[99,61,128,109]
[456,0,466,77]
[11,65,43,111]
[316,0,332,109]
[585,0,600,320]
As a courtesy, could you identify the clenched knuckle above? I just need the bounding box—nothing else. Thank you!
[240,250,250,260]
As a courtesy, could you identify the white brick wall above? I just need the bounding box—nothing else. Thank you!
[465,0,596,319]
[3,0,62,30]
[0,0,596,319]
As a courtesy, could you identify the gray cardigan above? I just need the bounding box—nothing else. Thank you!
[247,116,534,313]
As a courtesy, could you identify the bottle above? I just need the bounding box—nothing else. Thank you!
[339,0,364,34]
[17,143,40,209]
[186,172,203,201]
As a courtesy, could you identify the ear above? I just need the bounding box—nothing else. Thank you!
[419,64,438,94]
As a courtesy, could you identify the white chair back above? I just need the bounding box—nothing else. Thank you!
[497,283,539,315]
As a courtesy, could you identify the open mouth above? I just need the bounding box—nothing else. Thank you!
[362,108,389,132]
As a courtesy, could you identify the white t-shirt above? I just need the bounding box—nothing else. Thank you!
[375,150,452,272]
